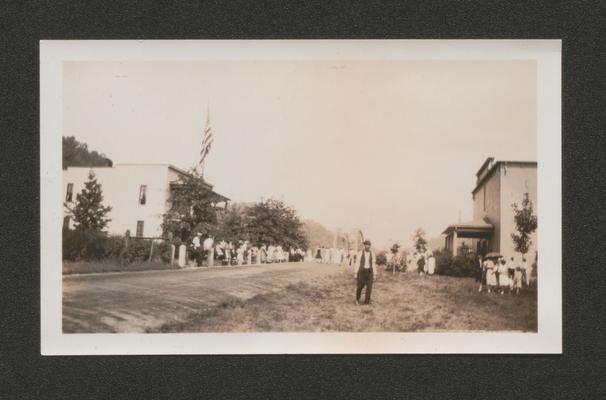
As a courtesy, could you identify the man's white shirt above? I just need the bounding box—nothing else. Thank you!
[355,250,376,277]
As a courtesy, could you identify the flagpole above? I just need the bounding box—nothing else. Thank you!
[199,158,206,178]
[199,103,211,179]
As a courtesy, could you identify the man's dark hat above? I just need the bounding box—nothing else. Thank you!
[363,239,371,245]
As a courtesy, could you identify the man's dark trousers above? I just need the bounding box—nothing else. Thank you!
[356,267,374,304]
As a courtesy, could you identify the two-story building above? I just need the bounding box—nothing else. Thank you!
[62,164,229,237]
[442,157,537,263]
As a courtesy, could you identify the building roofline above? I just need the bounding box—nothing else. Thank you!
[442,219,494,235]
[475,157,495,177]
[66,163,175,168]
[167,165,216,189]
[471,160,537,195]
[63,165,114,169]
[114,163,173,166]
[64,164,215,190]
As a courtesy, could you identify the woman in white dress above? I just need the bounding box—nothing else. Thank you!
[485,258,497,293]
[226,242,233,265]
[423,252,430,274]
[260,245,267,264]
[427,254,436,275]
[236,244,245,265]
[522,258,530,286]
[497,258,511,294]
[513,260,523,294]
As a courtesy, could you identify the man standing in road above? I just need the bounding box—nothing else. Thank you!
[355,240,376,305]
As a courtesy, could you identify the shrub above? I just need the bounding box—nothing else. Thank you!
[376,251,387,266]
[434,249,454,276]
[434,248,478,278]
[62,229,169,264]
[120,239,152,263]
[63,230,119,261]
[417,257,425,272]
[153,240,173,263]
[62,229,85,261]
[450,254,478,277]
[104,235,126,259]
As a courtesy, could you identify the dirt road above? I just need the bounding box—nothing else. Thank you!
[63,261,343,333]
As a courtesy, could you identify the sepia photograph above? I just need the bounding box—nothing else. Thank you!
[40,40,561,354]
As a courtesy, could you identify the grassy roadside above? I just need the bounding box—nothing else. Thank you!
[63,261,180,275]
[151,270,537,333]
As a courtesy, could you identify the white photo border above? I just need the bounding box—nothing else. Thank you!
[41,40,561,355]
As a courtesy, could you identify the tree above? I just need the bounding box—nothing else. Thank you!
[245,199,308,249]
[63,136,113,169]
[412,228,428,253]
[65,171,112,232]
[390,243,401,255]
[511,192,538,257]
[215,203,249,243]
[162,169,219,243]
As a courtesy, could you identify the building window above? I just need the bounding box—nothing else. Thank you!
[66,183,74,202]
[136,221,144,237]
[139,185,147,205]
[63,216,70,230]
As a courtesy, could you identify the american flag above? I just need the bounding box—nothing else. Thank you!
[199,110,214,172]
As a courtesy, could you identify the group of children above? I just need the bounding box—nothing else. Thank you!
[313,246,352,265]
[189,235,306,267]
[215,241,306,266]
[479,256,531,295]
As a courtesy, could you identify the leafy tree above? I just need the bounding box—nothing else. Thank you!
[63,136,113,169]
[390,243,401,255]
[215,203,249,243]
[162,169,219,242]
[511,192,538,257]
[245,199,308,249]
[411,228,428,253]
[376,251,388,266]
[65,171,112,232]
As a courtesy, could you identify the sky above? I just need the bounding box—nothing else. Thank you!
[63,60,537,249]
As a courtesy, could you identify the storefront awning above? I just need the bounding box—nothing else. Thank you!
[442,219,494,238]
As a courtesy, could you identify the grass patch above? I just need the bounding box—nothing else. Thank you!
[151,271,537,333]
[63,260,179,275]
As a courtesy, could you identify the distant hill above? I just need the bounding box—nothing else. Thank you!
[63,136,113,169]
[302,219,336,248]
[427,236,445,251]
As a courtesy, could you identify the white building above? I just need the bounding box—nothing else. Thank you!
[442,158,537,262]
[62,164,229,237]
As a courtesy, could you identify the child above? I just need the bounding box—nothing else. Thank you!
[507,257,516,291]
[478,257,488,292]
[497,258,510,294]
[513,260,523,295]
[485,258,497,293]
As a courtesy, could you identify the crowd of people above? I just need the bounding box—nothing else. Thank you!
[404,252,436,275]
[188,233,533,298]
[478,256,532,295]
[312,246,356,266]
[188,234,306,267]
